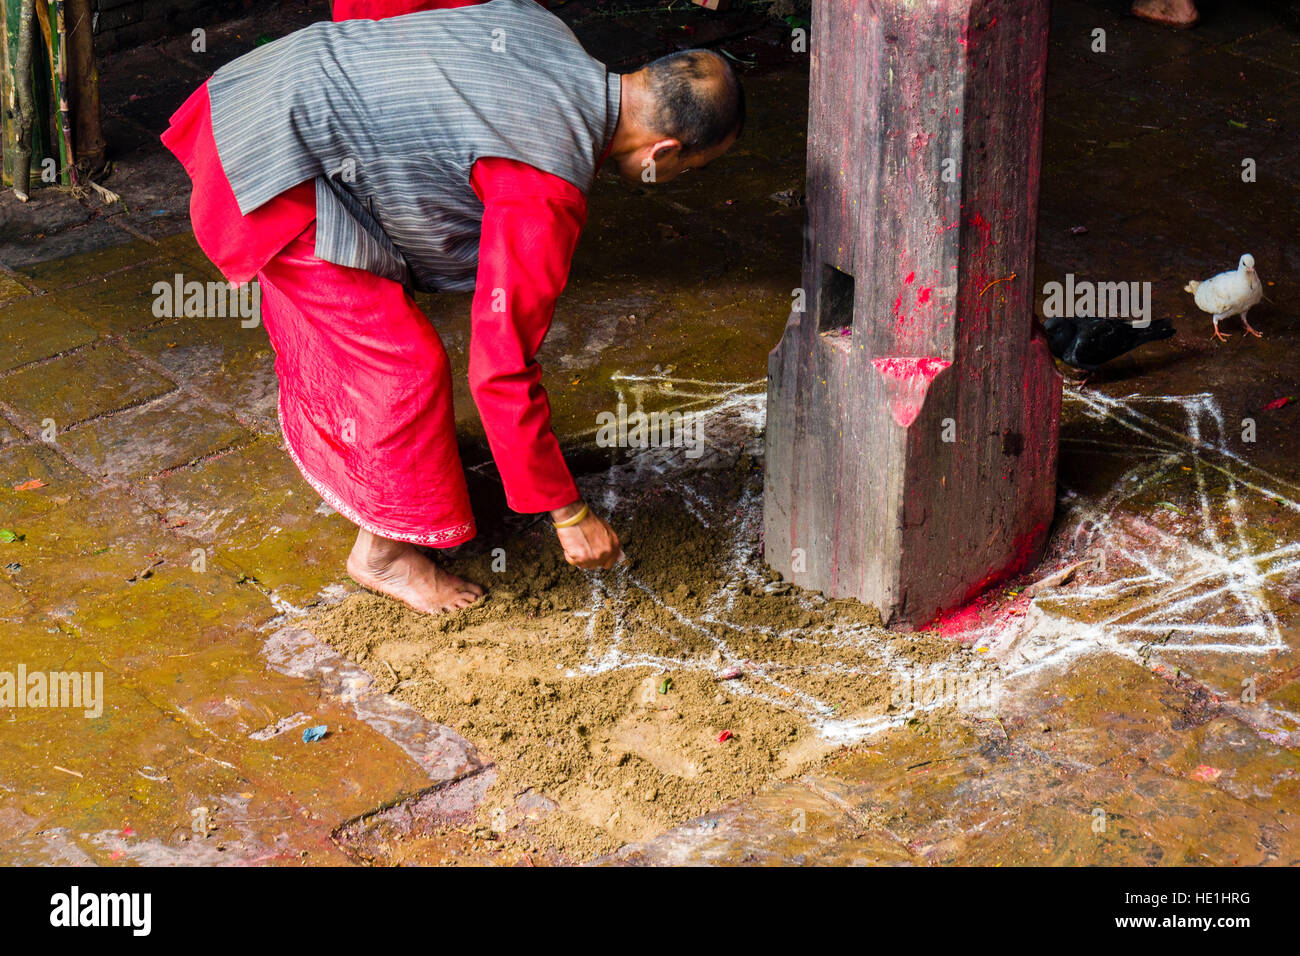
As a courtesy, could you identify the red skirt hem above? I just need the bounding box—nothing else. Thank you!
[277,391,476,548]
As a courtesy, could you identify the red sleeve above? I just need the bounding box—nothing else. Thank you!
[332,0,547,19]
[468,157,585,514]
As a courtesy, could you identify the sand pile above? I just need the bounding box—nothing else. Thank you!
[305,391,971,858]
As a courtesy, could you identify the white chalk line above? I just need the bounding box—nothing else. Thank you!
[567,373,992,744]
[978,387,1299,716]
[549,375,1298,745]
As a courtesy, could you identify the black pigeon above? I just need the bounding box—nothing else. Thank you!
[1044,315,1176,373]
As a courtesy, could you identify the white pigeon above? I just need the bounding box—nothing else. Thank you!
[1184,253,1264,341]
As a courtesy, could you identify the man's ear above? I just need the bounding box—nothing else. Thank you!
[649,138,682,163]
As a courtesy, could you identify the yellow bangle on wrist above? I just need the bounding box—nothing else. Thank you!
[552,503,589,529]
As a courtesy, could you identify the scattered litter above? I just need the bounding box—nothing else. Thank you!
[4,563,20,573]
[301,725,328,743]
[1262,396,1293,411]
[1191,764,1222,782]
[12,479,45,491]
[126,556,165,583]
[769,188,805,207]
[248,713,312,741]
[0,529,24,543]
[1021,559,1088,598]
[1069,225,1088,235]
[718,730,734,743]
[658,677,673,694]
[716,665,744,680]
[718,48,755,66]
[1227,119,1248,129]
[1156,501,1187,516]
[52,765,83,778]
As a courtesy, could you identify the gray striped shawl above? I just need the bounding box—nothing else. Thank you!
[208,0,619,291]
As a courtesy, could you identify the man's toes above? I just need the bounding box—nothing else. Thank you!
[441,592,478,611]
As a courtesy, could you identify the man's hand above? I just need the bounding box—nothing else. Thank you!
[552,501,622,570]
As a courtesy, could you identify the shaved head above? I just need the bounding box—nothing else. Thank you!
[642,49,745,158]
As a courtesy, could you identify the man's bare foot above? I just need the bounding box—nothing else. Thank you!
[347,529,484,614]
[1132,0,1199,28]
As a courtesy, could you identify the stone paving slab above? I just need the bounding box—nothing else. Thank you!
[0,275,30,307]
[55,260,192,336]
[0,577,484,867]
[0,297,100,373]
[148,437,358,608]
[128,317,280,425]
[12,226,157,283]
[0,414,25,449]
[1,486,196,619]
[0,344,176,431]
[58,391,250,481]
[0,442,92,526]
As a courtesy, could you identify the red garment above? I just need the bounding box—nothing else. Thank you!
[160,82,315,285]
[160,0,591,541]
[468,159,585,513]
[332,0,546,17]
[259,225,476,545]
[332,0,482,16]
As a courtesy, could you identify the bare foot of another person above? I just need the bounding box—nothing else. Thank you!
[347,529,484,614]
[1132,0,1199,28]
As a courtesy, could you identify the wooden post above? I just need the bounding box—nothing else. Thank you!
[66,0,106,176]
[764,0,1061,627]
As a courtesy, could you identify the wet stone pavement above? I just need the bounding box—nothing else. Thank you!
[0,0,1298,865]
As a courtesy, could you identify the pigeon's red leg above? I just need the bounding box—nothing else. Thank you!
[1241,312,1263,338]
[1212,316,1230,342]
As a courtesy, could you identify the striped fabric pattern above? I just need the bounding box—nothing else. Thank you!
[207,0,620,292]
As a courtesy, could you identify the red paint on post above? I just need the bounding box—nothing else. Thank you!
[872,357,952,427]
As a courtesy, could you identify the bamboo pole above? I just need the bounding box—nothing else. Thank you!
[11,0,35,200]
[34,0,70,185]
[48,0,76,186]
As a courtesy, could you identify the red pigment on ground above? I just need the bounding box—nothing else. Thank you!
[932,602,982,637]
[963,521,1049,606]
[918,520,1051,635]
